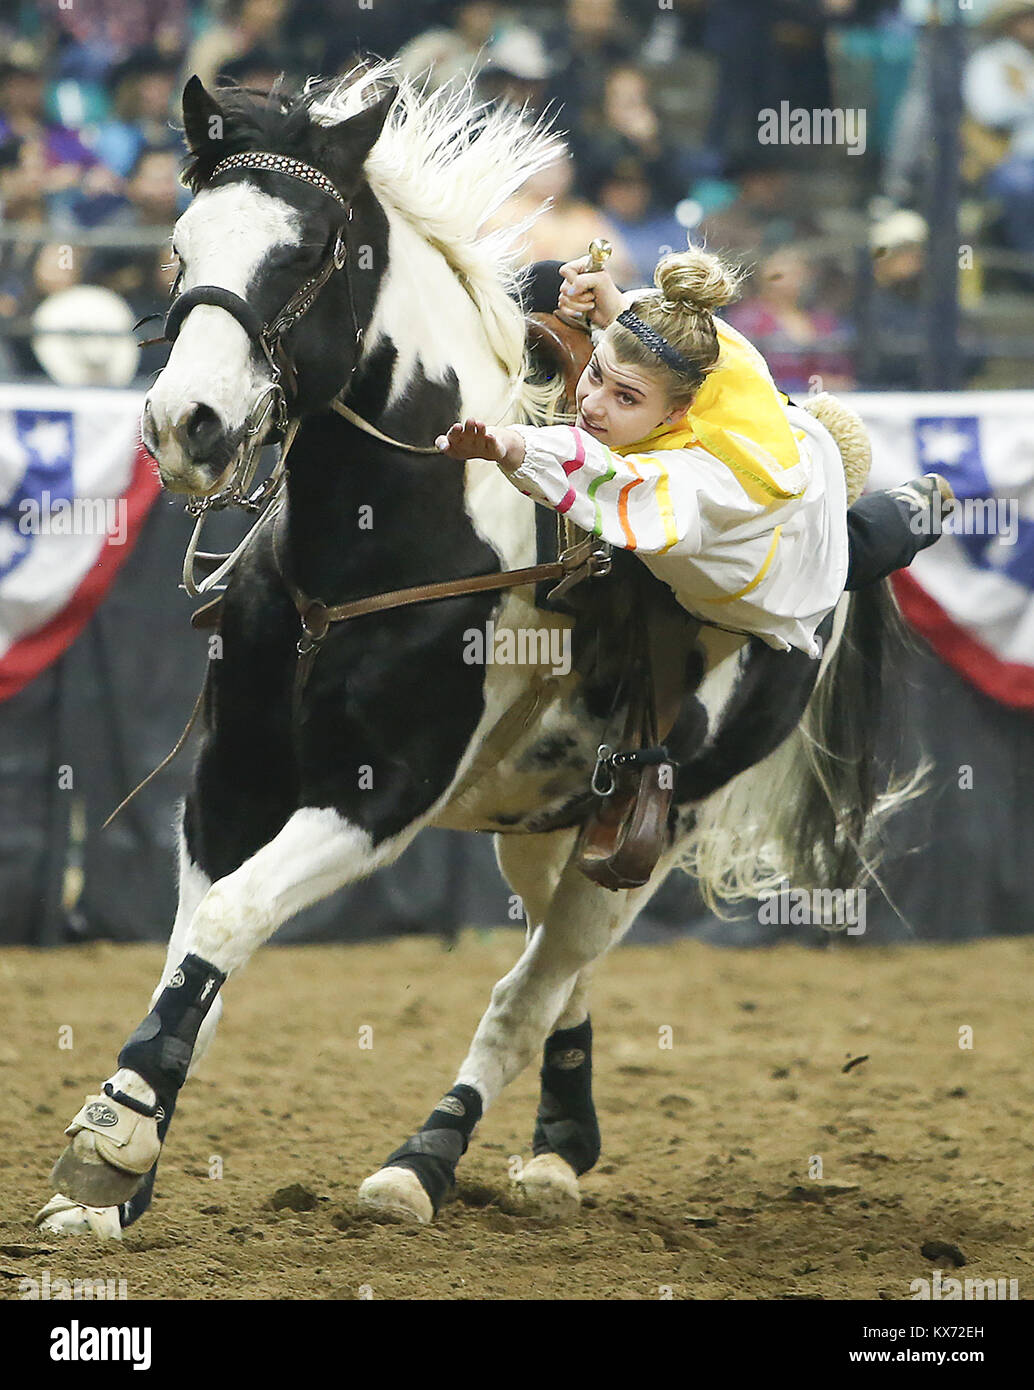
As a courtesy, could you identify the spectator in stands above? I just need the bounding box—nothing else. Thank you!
[855,208,983,389]
[696,151,821,263]
[0,45,120,223]
[858,208,927,390]
[84,144,184,379]
[396,2,502,91]
[85,147,180,295]
[725,244,855,394]
[964,0,1034,255]
[484,149,637,286]
[289,0,454,76]
[0,232,88,381]
[477,26,554,111]
[574,64,693,211]
[42,0,189,84]
[219,48,289,94]
[90,48,180,179]
[886,0,994,208]
[545,0,641,135]
[704,0,836,171]
[183,0,292,91]
[595,155,690,287]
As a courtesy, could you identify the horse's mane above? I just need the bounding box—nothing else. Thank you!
[182,59,566,413]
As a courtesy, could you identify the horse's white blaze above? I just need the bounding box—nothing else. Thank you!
[144,183,302,490]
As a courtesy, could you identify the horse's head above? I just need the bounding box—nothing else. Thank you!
[143,75,396,497]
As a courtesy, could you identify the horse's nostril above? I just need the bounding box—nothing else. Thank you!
[180,403,223,460]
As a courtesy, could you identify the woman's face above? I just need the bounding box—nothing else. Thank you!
[574,333,686,448]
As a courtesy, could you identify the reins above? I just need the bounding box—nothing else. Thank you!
[271,506,612,720]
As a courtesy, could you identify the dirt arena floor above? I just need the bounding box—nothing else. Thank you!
[2,931,1033,1301]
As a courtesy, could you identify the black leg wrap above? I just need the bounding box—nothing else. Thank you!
[532,1018,601,1177]
[382,1083,483,1214]
[118,1093,178,1229]
[117,954,226,1109]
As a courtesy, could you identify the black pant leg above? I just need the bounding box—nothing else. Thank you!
[845,493,925,591]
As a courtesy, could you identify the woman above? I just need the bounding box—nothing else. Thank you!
[724,245,854,394]
[437,246,951,659]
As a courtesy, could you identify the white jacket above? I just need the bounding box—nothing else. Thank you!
[507,405,849,659]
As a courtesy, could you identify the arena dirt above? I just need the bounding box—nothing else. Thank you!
[2,932,1032,1300]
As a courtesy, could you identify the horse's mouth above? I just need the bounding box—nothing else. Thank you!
[159,451,240,499]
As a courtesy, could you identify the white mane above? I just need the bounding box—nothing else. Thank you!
[307,60,566,403]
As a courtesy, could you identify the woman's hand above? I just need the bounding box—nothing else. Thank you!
[557,256,626,328]
[435,418,526,472]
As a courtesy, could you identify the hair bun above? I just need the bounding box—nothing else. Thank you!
[654,247,744,315]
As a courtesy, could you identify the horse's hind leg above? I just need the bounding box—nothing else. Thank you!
[356,832,676,1224]
[495,833,601,1215]
[513,959,601,1217]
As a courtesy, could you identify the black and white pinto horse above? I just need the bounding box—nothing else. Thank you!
[38,65,910,1238]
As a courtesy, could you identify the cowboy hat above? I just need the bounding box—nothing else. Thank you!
[869,208,928,256]
[31,286,141,387]
[481,27,555,82]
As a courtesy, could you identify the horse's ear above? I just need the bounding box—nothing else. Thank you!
[182,76,227,157]
[335,84,398,169]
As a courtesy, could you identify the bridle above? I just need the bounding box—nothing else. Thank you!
[152,149,447,597]
[159,150,364,522]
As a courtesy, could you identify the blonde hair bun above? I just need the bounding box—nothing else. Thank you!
[654,247,744,315]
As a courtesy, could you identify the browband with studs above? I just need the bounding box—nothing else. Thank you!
[209,151,349,212]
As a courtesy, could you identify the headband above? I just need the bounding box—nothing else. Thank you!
[615,308,700,379]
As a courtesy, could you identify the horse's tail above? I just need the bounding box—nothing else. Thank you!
[678,579,929,915]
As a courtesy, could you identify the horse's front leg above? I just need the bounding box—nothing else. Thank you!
[47,805,419,1217]
[356,833,667,1224]
[36,826,217,1238]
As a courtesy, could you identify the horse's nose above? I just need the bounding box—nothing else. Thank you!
[140,401,158,458]
[174,403,224,461]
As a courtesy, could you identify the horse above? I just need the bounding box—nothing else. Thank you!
[36,63,914,1238]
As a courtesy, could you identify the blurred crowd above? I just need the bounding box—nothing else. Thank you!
[2,0,1033,390]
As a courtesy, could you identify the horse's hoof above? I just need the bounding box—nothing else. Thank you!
[51,1136,146,1208]
[356,1167,434,1225]
[507,1153,581,1219]
[35,1194,122,1241]
[51,1094,160,1208]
